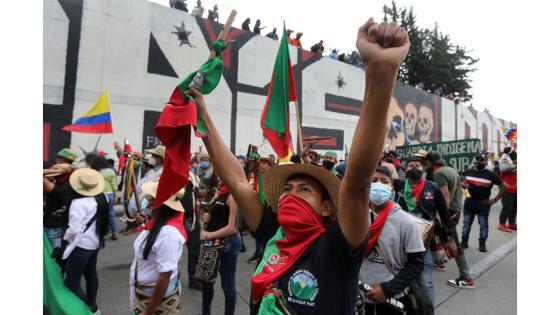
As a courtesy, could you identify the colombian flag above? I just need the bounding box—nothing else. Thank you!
[63,91,113,133]
[260,25,296,163]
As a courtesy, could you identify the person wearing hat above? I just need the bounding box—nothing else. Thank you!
[129,182,187,315]
[145,145,166,181]
[460,153,508,252]
[62,168,110,315]
[386,150,406,180]
[322,151,339,175]
[56,148,78,165]
[43,163,75,250]
[196,153,214,191]
[185,17,411,314]
[498,147,517,232]
[423,152,476,291]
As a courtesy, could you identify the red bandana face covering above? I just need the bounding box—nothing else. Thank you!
[251,194,326,302]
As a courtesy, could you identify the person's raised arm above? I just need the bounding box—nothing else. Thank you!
[186,89,263,232]
[338,18,409,249]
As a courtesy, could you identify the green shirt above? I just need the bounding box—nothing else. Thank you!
[433,165,463,212]
[100,168,117,194]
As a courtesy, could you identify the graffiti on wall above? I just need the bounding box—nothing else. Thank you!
[43,0,515,165]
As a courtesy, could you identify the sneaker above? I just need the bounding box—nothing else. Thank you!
[479,241,487,253]
[508,223,517,230]
[460,241,469,249]
[498,223,512,233]
[89,305,101,315]
[111,233,119,240]
[433,263,446,272]
[240,245,247,253]
[447,278,475,289]
[247,254,262,264]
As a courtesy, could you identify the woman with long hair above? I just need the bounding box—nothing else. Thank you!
[62,168,110,315]
[90,155,119,240]
[200,179,242,315]
[130,182,187,315]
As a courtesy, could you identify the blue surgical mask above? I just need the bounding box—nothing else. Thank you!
[369,182,392,206]
[200,161,210,169]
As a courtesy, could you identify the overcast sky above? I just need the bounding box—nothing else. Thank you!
[149,0,518,123]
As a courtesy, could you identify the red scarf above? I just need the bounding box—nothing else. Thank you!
[366,200,393,256]
[143,211,188,242]
[411,178,425,205]
[433,164,443,172]
[394,159,401,167]
[251,195,326,300]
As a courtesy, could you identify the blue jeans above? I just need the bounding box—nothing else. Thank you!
[64,247,99,308]
[44,227,66,248]
[185,222,200,281]
[412,249,435,315]
[201,232,242,315]
[105,192,118,234]
[462,199,490,243]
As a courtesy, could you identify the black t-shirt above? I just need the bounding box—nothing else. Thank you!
[43,182,72,228]
[251,206,367,315]
[206,194,230,233]
[463,168,503,201]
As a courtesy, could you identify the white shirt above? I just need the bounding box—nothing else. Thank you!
[63,196,106,259]
[130,226,185,287]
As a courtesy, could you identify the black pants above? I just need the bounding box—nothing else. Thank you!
[499,193,517,224]
[64,247,99,308]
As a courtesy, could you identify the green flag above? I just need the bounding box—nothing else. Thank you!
[43,232,93,315]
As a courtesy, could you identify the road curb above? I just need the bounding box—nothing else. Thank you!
[470,237,517,279]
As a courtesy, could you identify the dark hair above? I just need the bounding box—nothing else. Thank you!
[90,156,110,171]
[375,165,393,181]
[94,193,110,248]
[143,205,179,259]
[285,173,330,202]
[107,158,115,168]
[407,156,423,165]
[290,155,302,164]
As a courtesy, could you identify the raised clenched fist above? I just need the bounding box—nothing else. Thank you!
[356,18,410,68]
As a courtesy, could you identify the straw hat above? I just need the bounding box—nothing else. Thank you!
[263,163,341,212]
[146,145,166,159]
[413,149,428,158]
[197,153,210,163]
[57,148,78,162]
[45,163,72,178]
[141,181,185,212]
[69,168,105,196]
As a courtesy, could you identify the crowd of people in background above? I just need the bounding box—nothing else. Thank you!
[44,139,517,315]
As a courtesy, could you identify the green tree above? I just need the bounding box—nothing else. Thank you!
[382,1,478,100]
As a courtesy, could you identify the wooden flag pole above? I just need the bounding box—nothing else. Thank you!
[209,10,237,59]
[293,100,304,155]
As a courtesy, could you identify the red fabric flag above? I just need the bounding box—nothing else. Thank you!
[152,88,198,208]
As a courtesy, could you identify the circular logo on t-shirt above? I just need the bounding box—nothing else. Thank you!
[288,269,319,302]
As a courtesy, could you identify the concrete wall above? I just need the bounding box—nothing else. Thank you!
[43,0,516,164]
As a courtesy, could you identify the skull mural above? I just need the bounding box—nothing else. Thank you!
[385,97,405,148]
[417,105,434,142]
[404,103,418,137]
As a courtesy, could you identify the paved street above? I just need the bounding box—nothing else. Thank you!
[93,199,516,315]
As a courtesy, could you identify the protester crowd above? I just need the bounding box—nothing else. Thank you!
[43,19,517,315]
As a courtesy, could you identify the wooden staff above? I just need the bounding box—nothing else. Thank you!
[209,10,237,60]
[293,100,304,155]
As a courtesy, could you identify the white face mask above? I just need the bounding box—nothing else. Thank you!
[146,155,157,166]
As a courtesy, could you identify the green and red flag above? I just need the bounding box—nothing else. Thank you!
[153,39,233,207]
[260,25,297,163]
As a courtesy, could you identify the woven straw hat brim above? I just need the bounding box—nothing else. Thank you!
[142,182,185,212]
[69,168,105,197]
[263,163,341,212]
[146,145,166,159]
